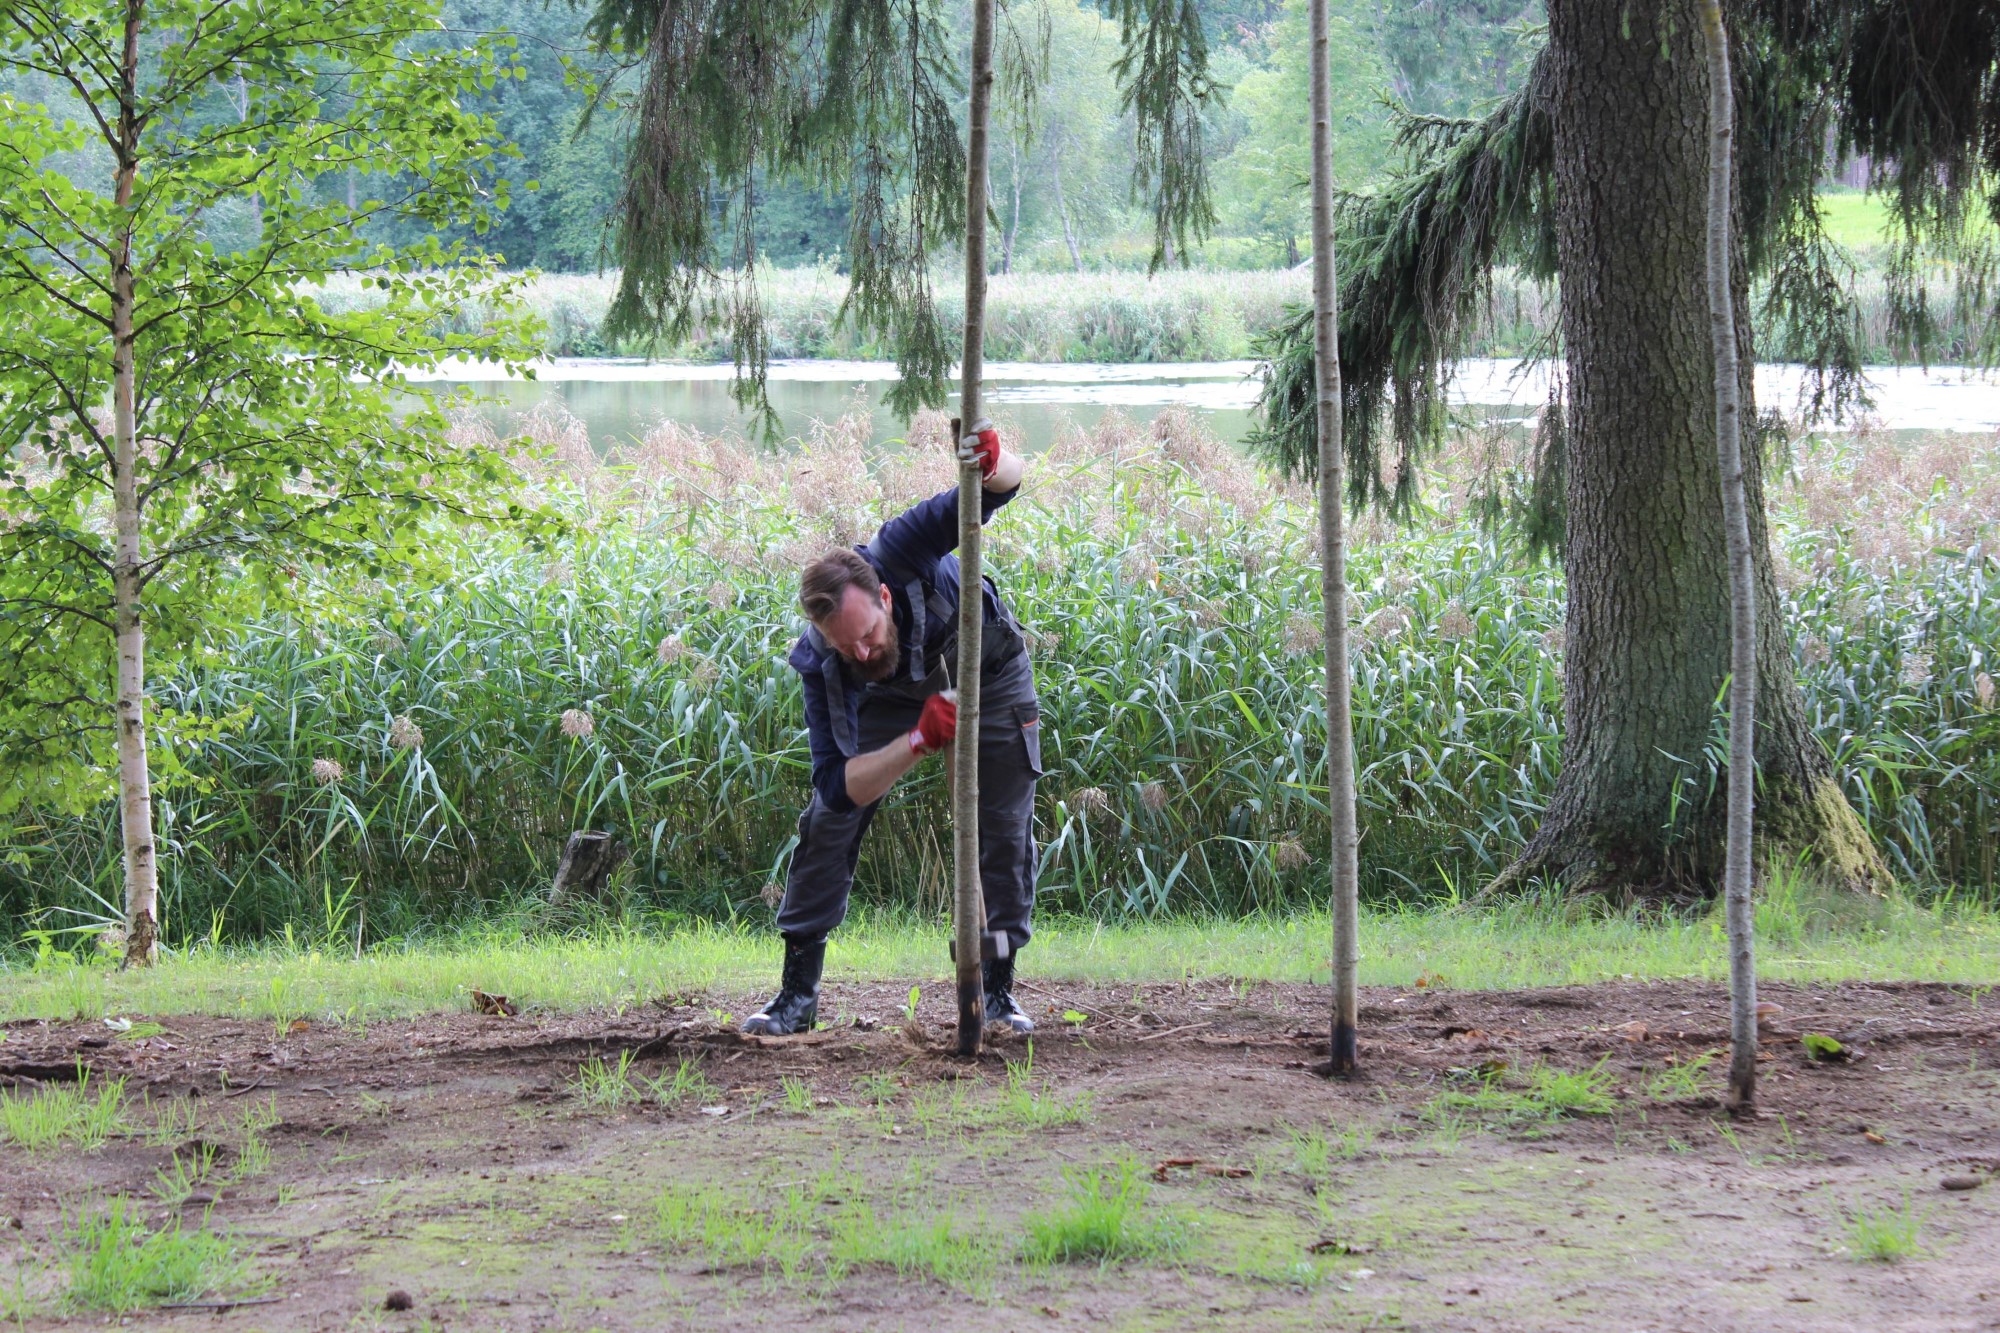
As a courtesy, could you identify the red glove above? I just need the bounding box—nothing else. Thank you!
[957,417,1001,479]
[909,692,958,756]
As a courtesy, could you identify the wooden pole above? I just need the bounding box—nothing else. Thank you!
[953,0,997,1058]
[1700,0,1758,1114]
[1309,0,1359,1074]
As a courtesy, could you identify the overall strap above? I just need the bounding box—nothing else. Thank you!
[805,625,859,756]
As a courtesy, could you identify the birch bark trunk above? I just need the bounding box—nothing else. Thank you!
[953,0,997,1057]
[1309,0,1359,1073]
[1699,0,1759,1114]
[112,0,160,966]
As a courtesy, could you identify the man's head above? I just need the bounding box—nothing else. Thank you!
[801,549,900,682]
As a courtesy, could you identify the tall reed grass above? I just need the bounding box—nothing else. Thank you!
[2,404,1994,942]
[312,267,1309,363]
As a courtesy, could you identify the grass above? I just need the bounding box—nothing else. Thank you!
[2,898,1998,1024]
[1841,1195,1928,1262]
[1421,1058,1618,1133]
[569,1051,642,1110]
[0,1069,127,1151]
[1020,1157,1186,1265]
[645,1057,719,1108]
[991,1044,1094,1128]
[60,1197,244,1312]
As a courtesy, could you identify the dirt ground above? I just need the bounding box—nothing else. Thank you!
[2,976,1998,1332]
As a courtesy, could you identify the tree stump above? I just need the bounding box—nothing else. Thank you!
[549,831,628,906]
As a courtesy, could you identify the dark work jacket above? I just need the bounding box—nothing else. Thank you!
[789,483,1021,813]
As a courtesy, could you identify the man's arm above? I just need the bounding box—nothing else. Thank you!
[868,438,1025,580]
[842,735,928,808]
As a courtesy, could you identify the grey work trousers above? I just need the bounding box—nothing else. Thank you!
[777,648,1041,950]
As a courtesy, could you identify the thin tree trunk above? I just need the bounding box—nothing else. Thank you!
[1309,0,1359,1075]
[953,0,997,1058]
[1497,0,1887,902]
[1003,139,1019,276]
[112,0,159,966]
[1051,144,1082,273]
[1700,0,1758,1115]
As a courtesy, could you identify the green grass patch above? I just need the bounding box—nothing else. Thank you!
[1422,1058,1618,1134]
[1841,1195,1928,1262]
[0,1068,127,1151]
[1020,1157,1186,1265]
[5,901,1996,1026]
[60,1197,245,1312]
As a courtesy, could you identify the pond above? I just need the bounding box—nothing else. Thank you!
[410,356,2000,454]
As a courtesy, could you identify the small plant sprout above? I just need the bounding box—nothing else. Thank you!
[645,1058,719,1108]
[780,1076,815,1115]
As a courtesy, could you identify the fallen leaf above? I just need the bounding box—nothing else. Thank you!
[1615,1021,1648,1042]
[699,1105,728,1117]
[469,989,518,1018]
[286,1019,309,1034]
[1940,1175,1985,1192]
[1863,1130,1886,1145]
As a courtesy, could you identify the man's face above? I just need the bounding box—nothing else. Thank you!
[820,583,900,682]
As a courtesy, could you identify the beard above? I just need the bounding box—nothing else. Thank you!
[850,614,901,682]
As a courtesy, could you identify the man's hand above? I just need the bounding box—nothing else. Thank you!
[956,418,1002,479]
[908,691,958,756]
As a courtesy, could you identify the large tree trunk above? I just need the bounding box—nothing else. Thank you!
[1506,0,1886,900]
[113,0,160,965]
[1309,0,1360,1075]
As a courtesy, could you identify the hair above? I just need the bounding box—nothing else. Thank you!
[799,548,880,623]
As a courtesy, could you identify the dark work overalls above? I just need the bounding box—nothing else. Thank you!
[778,485,1042,953]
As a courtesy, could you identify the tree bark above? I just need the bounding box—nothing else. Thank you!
[1700,0,1759,1113]
[1003,139,1019,276]
[112,0,160,965]
[1500,0,1887,902]
[1309,0,1360,1075]
[953,0,997,1057]
[1050,144,1083,273]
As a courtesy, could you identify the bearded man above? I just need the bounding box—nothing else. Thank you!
[744,420,1041,1037]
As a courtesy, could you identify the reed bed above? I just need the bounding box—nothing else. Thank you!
[312,268,1309,362]
[2,404,1994,943]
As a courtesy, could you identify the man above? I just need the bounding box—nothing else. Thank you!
[744,420,1041,1037]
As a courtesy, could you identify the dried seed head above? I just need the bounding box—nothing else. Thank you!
[657,634,687,664]
[1542,624,1565,657]
[543,558,572,587]
[1139,781,1168,814]
[1799,635,1832,667]
[1072,787,1111,815]
[1437,603,1474,640]
[560,708,596,739]
[1194,600,1225,629]
[705,581,735,610]
[1283,613,1319,657]
[760,881,784,909]
[1364,605,1412,643]
[1274,837,1309,872]
[1901,653,1933,687]
[370,628,405,657]
[1977,671,1996,710]
[311,758,345,786]
[388,714,424,751]
[688,654,721,689]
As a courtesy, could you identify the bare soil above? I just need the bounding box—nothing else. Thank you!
[3,977,1998,1331]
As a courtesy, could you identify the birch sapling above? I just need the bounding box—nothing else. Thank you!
[1309,0,1361,1073]
[1699,0,1760,1114]
[953,0,999,1057]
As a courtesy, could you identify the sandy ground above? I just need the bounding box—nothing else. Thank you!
[2,976,1997,1331]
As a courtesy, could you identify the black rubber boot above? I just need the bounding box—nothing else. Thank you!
[983,953,1034,1035]
[742,935,825,1036]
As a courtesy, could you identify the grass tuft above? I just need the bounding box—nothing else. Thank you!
[61,1197,244,1311]
[1842,1196,1927,1262]
[0,1068,127,1152]
[1020,1157,1185,1265]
